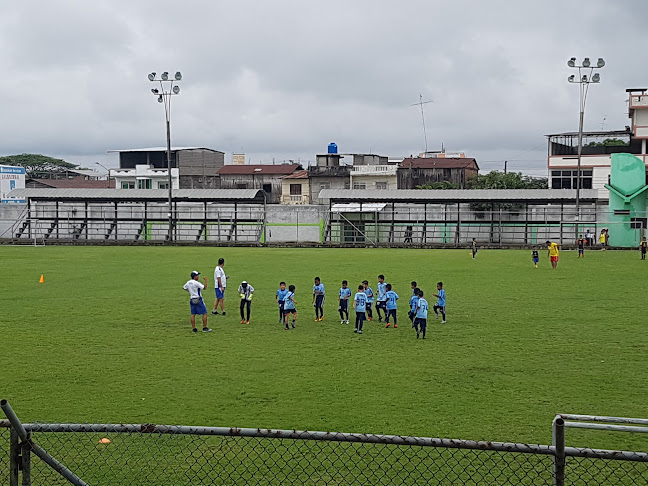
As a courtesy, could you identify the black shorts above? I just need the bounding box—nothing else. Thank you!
[376,301,387,310]
[414,317,427,328]
[355,312,366,320]
[314,295,325,307]
[339,300,348,310]
[578,248,584,253]
[283,308,296,315]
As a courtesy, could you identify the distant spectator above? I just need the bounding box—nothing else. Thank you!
[599,230,606,251]
[404,226,413,244]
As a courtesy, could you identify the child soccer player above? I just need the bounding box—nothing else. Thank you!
[408,284,420,326]
[313,277,325,322]
[641,237,648,260]
[183,271,212,333]
[471,238,478,259]
[275,282,289,324]
[283,285,297,330]
[532,247,539,268]
[338,280,351,324]
[384,283,399,328]
[362,280,374,321]
[414,289,429,339]
[354,285,368,334]
[238,281,254,324]
[433,282,446,324]
[577,235,586,258]
[376,275,387,322]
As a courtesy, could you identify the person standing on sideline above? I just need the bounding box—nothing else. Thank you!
[640,237,647,260]
[362,280,374,321]
[577,235,586,258]
[599,230,606,250]
[376,275,387,323]
[413,289,429,339]
[433,282,447,324]
[312,277,325,322]
[338,280,351,324]
[384,284,399,328]
[471,238,478,259]
[353,285,368,334]
[585,230,593,247]
[283,285,297,330]
[238,281,254,324]
[605,229,610,247]
[275,282,289,324]
[212,258,229,316]
[183,271,212,333]
[546,240,560,270]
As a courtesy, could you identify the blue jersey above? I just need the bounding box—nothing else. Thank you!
[436,289,446,307]
[276,288,289,302]
[363,287,374,303]
[377,282,387,301]
[354,292,367,312]
[339,287,351,300]
[313,283,325,296]
[385,290,399,310]
[416,298,429,319]
[284,291,296,310]
[409,294,419,313]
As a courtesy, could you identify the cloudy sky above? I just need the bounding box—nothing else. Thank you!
[1,0,645,176]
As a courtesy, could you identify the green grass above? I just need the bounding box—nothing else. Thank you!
[1,245,647,456]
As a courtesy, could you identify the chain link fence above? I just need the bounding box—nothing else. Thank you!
[0,423,9,484]
[565,456,648,485]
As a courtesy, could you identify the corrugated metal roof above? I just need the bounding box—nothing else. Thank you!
[218,164,302,175]
[399,158,479,170]
[8,188,265,201]
[107,147,225,153]
[318,189,604,202]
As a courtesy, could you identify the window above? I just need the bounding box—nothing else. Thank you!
[137,179,152,189]
[236,183,248,189]
[121,182,135,189]
[289,184,302,196]
[631,217,647,229]
[158,182,169,189]
[376,182,388,190]
[344,182,350,190]
[263,183,272,194]
[319,182,331,190]
[551,170,593,189]
[353,182,366,190]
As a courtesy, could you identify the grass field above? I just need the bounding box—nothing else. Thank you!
[1,245,647,453]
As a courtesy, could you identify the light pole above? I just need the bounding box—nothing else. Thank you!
[567,57,604,232]
[149,71,182,242]
[95,162,111,188]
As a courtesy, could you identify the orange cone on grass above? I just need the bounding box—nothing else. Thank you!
[39,274,44,283]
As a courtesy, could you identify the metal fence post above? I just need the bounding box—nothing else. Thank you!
[10,427,19,486]
[552,416,566,486]
[21,431,31,486]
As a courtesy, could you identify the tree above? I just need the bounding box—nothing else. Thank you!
[466,171,548,213]
[416,181,461,190]
[585,138,627,147]
[0,154,77,178]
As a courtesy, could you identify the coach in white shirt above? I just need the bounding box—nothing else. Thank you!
[212,258,229,316]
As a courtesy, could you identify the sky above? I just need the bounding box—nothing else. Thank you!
[1,0,646,176]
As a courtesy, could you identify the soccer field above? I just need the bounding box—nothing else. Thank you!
[1,245,646,452]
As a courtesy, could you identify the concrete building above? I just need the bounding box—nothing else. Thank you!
[108,147,225,190]
[1,165,26,203]
[281,170,311,204]
[218,164,302,204]
[397,157,479,189]
[547,88,648,197]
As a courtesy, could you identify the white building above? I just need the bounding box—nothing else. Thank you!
[1,165,26,203]
[113,165,179,190]
[547,88,648,198]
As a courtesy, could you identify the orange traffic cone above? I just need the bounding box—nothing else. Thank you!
[39,274,44,283]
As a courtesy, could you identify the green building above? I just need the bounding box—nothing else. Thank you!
[605,153,648,247]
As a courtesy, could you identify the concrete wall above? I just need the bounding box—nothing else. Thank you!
[265,205,323,243]
[0,203,26,238]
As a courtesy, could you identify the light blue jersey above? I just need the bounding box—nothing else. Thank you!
[354,292,367,312]
[313,283,325,296]
[364,287,374,303]
[339,287,351,300]
[284,291,296,310]
[409,294,419,313]
[416,298,429,319]
[276,288,289,302]
[386,290,399,310]
[436,289,446,307]
[377,282,387,301]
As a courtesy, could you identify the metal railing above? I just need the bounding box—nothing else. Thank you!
[1,400,647,485]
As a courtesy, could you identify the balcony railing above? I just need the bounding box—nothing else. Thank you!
[350,165,398,175]
[281,194,310,204]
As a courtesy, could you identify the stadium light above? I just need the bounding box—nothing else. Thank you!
[149,70,183,242]
[566,56,605,233]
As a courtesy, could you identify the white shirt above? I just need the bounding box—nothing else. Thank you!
[238,284,255,301]
[214,265,226,289]
[183,279,204,299]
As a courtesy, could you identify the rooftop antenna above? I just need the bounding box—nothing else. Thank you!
[410,94,434,155]
[600,115,607,131]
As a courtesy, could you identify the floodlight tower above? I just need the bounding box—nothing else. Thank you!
[567,57,604,230]
[149,71,182,242]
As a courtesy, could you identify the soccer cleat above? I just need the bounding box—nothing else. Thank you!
[222,311,226,316]
[291,323,296,329]
[320,315,325,321]
[442,320,447,324]
[246,321,250,325]
[284,325,289,330]
[394,324,398,328]
[192,328,198,333]
[368,317,373,321]
[385,323,391,328]
[346,320,350,324]
[422,336,426,339]
[341,320,345,325]
[358,330,362,334]
[315,318,320,322]
[211,310,219,315]
[378,318,383,323]
[202,327,212,332]
[354,329,358,333]
[241,319,246,324]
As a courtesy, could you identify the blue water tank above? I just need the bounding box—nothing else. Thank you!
[328,142,338,154]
